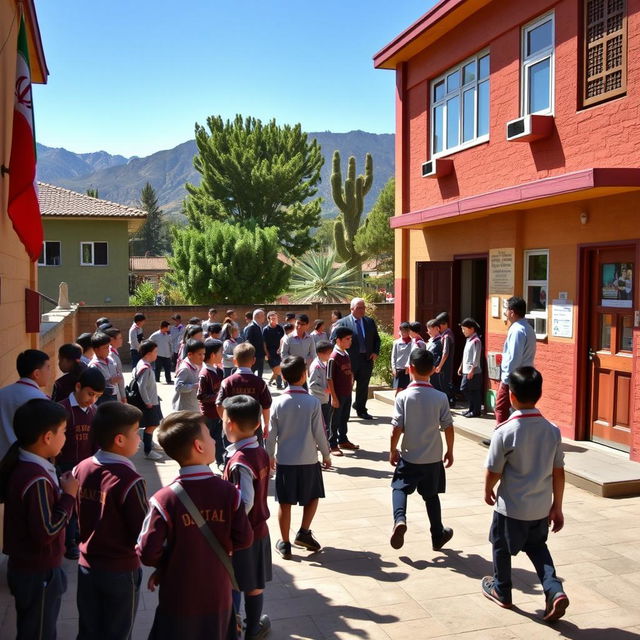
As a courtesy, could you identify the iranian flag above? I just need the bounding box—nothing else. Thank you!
[7,14,42,262]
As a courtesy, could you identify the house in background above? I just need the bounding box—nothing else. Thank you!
[129,255,169,294]
[38,182,146,305]
[375,0,640,461]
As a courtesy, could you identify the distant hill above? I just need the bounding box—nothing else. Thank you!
[36,131,395,221]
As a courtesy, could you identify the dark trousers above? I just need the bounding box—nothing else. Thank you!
[223,367,236,378]
[205,416,225,465]
[461,374,483,415]
[321,401,332,438]
[351,355,373,413]
[77,565,142,640]
[440,356,455,402]
[495,382,511,425]
[392,490,443,538]
[155,356,172,383]
[130,349,140,368]
[171,352,179,370]
[57,462,78,551]
[490,512,562,601]
[252,358,265,379]
[8,565,67,640]
[329,395,350,447]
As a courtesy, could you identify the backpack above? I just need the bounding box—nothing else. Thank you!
[125,364,149,409]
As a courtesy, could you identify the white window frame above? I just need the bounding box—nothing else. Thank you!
[80,241,109,267]
[38,241,61,267]
[524,249,549,339]
[430,50,490,159]
[521,12,555,116]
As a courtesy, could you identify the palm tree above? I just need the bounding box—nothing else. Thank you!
[289,251,361,303]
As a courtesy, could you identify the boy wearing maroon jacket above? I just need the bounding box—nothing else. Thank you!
[2,399,78,640]
[73,402,146,640]
[137,411,253,640]
[51,342,86,402]
[197,339,225,469]
[222,395,272,640]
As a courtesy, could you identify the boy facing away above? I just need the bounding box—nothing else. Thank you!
[172,339,206,412]
[51,342,87,402]
[389,348,454,552]
[222,395,272,640]
[482,366,569,622]
[267,356,331,560]
[73,402,147,640]
[137,411,253,640]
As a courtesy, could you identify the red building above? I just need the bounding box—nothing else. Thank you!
[375,0,640,461]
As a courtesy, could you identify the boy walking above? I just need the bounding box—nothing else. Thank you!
[135,340,164,460]
[172,339,206,412]
[389,349,454,552]
[150,321,174,384]
[128,313,146,368]
[74,402,148,640]
[482,367,569,621]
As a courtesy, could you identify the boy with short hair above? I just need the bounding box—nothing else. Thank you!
[137,411,253,639]
[263,311,284,389]
[266,356,331,559]
[308,340,333,434]
[389,348,454,552]
[198,339,225,469]
[169,314,184,370]
[458,318,483,418]
[105,327,126,402]
[208,322,223,341]
[202,308,218,334]
[128,312,146,367]
[150,320,174,384]
[172,339,206,412]
[482,367,569,622]
[327,326,359,456]
[2,399,78,639]
[51,342,86,402]
[89,332,120,404]
[426,319,443,391]
[435,311,455,405]
[76,332,94,365]
[73,402,147,639]
[391,322,412,395]
[135,340,164,460]
[409,321,427,349]
[222,324,241,378]
[280,313,316,369]
[222,395,272,640]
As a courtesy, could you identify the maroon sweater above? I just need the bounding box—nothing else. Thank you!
[327,349,353,398]
[74,452,148,571]
[51,362,87,402]
[223,439,270,539]
[137,469,253,616]
[57,396,98,466]
[197,365,224,419]
[3,460,75,569]
[216,370,272,410]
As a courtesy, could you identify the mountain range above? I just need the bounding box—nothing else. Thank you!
[36,130,395,221]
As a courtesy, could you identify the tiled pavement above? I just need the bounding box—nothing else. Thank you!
[2,380,640,639]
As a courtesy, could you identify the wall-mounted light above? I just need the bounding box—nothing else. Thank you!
[580,212,588,225]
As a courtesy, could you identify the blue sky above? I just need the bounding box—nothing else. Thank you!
[32,1,434,157]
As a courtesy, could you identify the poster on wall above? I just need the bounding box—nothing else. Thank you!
[489,248,515,295]
[601,263,633,308]
[552,300,573,338]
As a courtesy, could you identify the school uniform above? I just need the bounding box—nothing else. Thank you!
[172,358,201,412]
[197,364,225,465]
[137,465,253,640]
[74,450,148,640]
[310,330,328,346]
[391,381,453,542]
[308,356,331,433]
[169,323,184,369]
[439,328,456,403]
[460,332,483,416]
[150,330,174,384]
[327,347,353,448]
[135,360,163,428]
[266,387,330,505]
[3,450,75,640]
[391,337,413,389]
[263,324,284,368]
[109,345,126,402]
[51,362,87,402]
[280,331,316,368]
[128,323,144,368]
[222,338,238,377]
[223,436,272,592]
[89,355,118,404]
[426,335,444,391]
[80,354,92,366]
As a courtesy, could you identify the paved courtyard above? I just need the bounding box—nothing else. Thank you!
[2,383,640,639]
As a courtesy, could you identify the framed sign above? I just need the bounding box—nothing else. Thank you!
[489,248,515,295]
[601,262,633,308]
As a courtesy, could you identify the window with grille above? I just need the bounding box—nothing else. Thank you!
[583,0,627,107]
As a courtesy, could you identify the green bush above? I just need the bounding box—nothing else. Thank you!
[129,280,156,306]
[372,330,394,386]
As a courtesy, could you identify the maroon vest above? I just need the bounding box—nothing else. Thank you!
[57,398,97,466]
[330,350,353,397]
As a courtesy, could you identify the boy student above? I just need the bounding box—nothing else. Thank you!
[482,367,569,622]
[263,311,284,389]
[105,327,126,402]
[74,402,148,640]
[435,311,455,405]
[281,313,316,369]
[51,342,86,402]
[327,326,359,456]
[77,332,94,365]
[458,318,483,418]
[222,323,241,378]
[197,339,225,469]
[150,320,174,384]
[89,332,120,404]
[137,411,253,640]
[207,322,223,341]
[308,340,333,433]
[426,319,443,391]
[172,339,206,412]
[2,399,78,639]
[135,340,164,460]
[128,312,146,367]
[222,396,272,640]
[177,325,205,370]
[389,348,454,552]
[57,367,105,559]
[266,356,331,559]
[169,314,184,369]
[202,307,218,334]
[409,321,427,349]
[391,322,413,395]
[0,349,51,463]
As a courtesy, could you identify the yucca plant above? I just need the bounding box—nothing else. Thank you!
[289,251,361,303]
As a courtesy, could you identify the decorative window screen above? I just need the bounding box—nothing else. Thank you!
[583,0,627,106]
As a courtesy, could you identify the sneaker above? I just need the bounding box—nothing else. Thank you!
[294,529,321,552]
[543,592,569,622]
[432,526,454,551]
[245,614,271,640]
[275,539,292,559]
[64,544,80,560]
[390,520,407,549]
[145,450,163,461]
[330,447,344,456]
[338,441,360,450]
[481,576,512,609]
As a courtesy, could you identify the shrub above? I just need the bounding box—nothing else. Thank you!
[129,280,156,306]
[372,330,394,386]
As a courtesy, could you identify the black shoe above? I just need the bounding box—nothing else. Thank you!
[275,539,292,559]
[481,576,513,609]
[543,591,569,622]
[462,411,474,417]
[294,529,321,552]
[245,614,271,639]
[432,527,454,551]
[357,412,374,420]
[64,544,80,560]
[390,521,407,549]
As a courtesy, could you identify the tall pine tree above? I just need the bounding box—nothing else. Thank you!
[135,182,168,256]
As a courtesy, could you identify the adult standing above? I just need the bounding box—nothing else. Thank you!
[244,309,268,378]
[330,298,381,420]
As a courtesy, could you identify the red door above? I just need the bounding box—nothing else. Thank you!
[416,261,453,328]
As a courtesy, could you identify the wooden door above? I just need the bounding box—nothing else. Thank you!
[588,247,635,451]
[416,262,453,329]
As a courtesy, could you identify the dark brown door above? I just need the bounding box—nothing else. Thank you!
[588,247,635,451]
[416,261,453,328]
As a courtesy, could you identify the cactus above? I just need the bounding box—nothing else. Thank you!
[331,151,373,272]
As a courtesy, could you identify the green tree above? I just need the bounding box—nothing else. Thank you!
[185,114,324,257]
[355,176,395,272]
[134,182,169,256]
[313,218,336,251]
[168,221,290,304]
[129,280,156,306]
[86,188,99,198]
[289,251,361,303]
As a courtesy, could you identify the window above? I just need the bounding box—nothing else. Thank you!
[80,241,108,266]
[522,13,554,115]
[38,241,61,266]
[582,0,627,107]
[431,51,490,157]
[524,249,549,338]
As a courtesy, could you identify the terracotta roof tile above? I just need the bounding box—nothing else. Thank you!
[129,256,169,271]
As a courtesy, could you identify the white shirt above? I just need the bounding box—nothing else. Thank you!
[19,448,60,489]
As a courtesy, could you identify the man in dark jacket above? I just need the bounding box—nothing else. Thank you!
[244,308,268,378]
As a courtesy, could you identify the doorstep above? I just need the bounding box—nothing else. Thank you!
[373,389,640,498]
